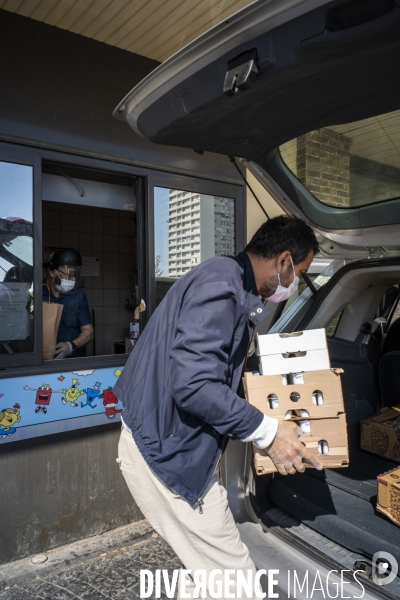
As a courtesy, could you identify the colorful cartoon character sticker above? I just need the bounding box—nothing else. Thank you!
[0,403,21,439]
[23,383,62,414]
[81,382,102,409]
[62,378,85,407]
[102,387,123,419]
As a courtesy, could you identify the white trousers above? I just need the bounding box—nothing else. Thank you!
[117,426,260,600]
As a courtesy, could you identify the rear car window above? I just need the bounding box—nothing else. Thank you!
[280,109,400,209]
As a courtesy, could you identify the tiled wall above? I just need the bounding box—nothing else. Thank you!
[43,201,137,356]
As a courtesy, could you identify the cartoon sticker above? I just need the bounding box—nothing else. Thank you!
[62,378,85,407]
[81,382,102,409]
[0,403,21,438]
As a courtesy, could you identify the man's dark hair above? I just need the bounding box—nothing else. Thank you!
[244,215,319,264]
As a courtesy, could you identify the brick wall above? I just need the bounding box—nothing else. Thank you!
[297,128,352,207]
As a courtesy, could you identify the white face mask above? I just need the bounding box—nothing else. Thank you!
[55,271,75,293]
[267,256,299,303]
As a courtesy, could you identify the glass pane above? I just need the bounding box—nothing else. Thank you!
[154,188,235,306]
[269,259,345,334]
[280,109,400,208]
[326,310,344,338]
[0,161,34,353]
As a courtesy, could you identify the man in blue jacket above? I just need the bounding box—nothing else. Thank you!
[114,216,322,598]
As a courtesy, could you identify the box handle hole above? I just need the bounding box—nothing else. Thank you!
[284,410,297,420]
[318,440,329,454]
[312,390,324,405]
[267,394,279,409]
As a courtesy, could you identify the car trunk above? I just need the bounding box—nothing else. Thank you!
[254,259,400,592]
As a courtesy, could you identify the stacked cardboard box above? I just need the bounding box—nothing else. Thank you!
[377,466,400,526]
[361,406,400,463]
[244,328,349,474]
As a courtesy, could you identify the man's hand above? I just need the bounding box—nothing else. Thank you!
[265,420,323,475]
[54,341,72,359]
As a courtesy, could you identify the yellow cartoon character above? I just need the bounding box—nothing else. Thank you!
[0,403,21,439]
[62,379,84,407]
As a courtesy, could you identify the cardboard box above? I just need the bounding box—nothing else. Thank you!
[259,350,330,376]
[253,413,349,474]
[361,406,400,463]
[243,369,344,420]
[257,329,328,355]
[125,337,135,354]
[377,466,400,526]
[257,329,330,376]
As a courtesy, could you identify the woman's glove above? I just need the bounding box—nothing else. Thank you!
[265,420,323,475]
[54,341,72,359]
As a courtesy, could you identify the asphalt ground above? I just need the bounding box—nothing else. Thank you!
[0,520,183,600]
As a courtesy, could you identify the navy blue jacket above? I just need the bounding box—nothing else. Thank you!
[113,252,268,505]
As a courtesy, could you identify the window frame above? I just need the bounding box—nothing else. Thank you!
[148,172,245,317]
[0,141,246,375]
[0,147,43,369]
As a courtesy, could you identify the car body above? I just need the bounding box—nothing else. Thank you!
[115,0,400,597]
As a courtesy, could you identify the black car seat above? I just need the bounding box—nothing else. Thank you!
[380,317,400,408]
[380,351,400,408]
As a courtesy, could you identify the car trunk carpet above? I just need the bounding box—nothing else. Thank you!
[267,424,400,563]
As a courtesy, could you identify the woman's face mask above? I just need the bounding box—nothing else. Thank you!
[55,269,76,293]
[267,256,299,303]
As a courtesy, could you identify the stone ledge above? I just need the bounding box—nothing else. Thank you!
[0,519,152,592]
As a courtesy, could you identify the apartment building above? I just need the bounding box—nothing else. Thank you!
[168,190,235,277]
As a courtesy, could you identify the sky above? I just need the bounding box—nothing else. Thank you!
[0,161,33,221]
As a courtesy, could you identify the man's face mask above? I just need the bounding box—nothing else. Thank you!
[267,256,299,303]
[54,268,76,293]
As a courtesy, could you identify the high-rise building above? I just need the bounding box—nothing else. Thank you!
[168,190,235,277]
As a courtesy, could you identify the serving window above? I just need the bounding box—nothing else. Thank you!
[41,163,139,359]
[0,145,245,443]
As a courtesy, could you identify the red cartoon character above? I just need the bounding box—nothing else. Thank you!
[23,383,62,414]
[102,387,123,419]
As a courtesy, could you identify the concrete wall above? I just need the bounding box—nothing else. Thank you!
[0,10,243,185]
[0,424,142,565]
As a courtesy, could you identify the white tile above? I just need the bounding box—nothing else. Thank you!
[79,214,92,233]
[104,324,122,343]
[91,273,104,289]
[104,253,119,270]
[103,271,119,287]
[79,233,92,252]
[104,289,120,307]
[62,231,80,248]
[94,325,105,342]
[104,307,120,325]
[91,289,104,307]
[95,342,106,356]
[92,215,104,234]
[92,234,103,252]
[107,218,119,235]
[93,307,104,324]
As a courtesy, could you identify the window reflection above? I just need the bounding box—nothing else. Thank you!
[0,162,34,353]
[154,188,235,306]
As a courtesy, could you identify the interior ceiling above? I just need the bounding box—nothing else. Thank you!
[0,0,255,62]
